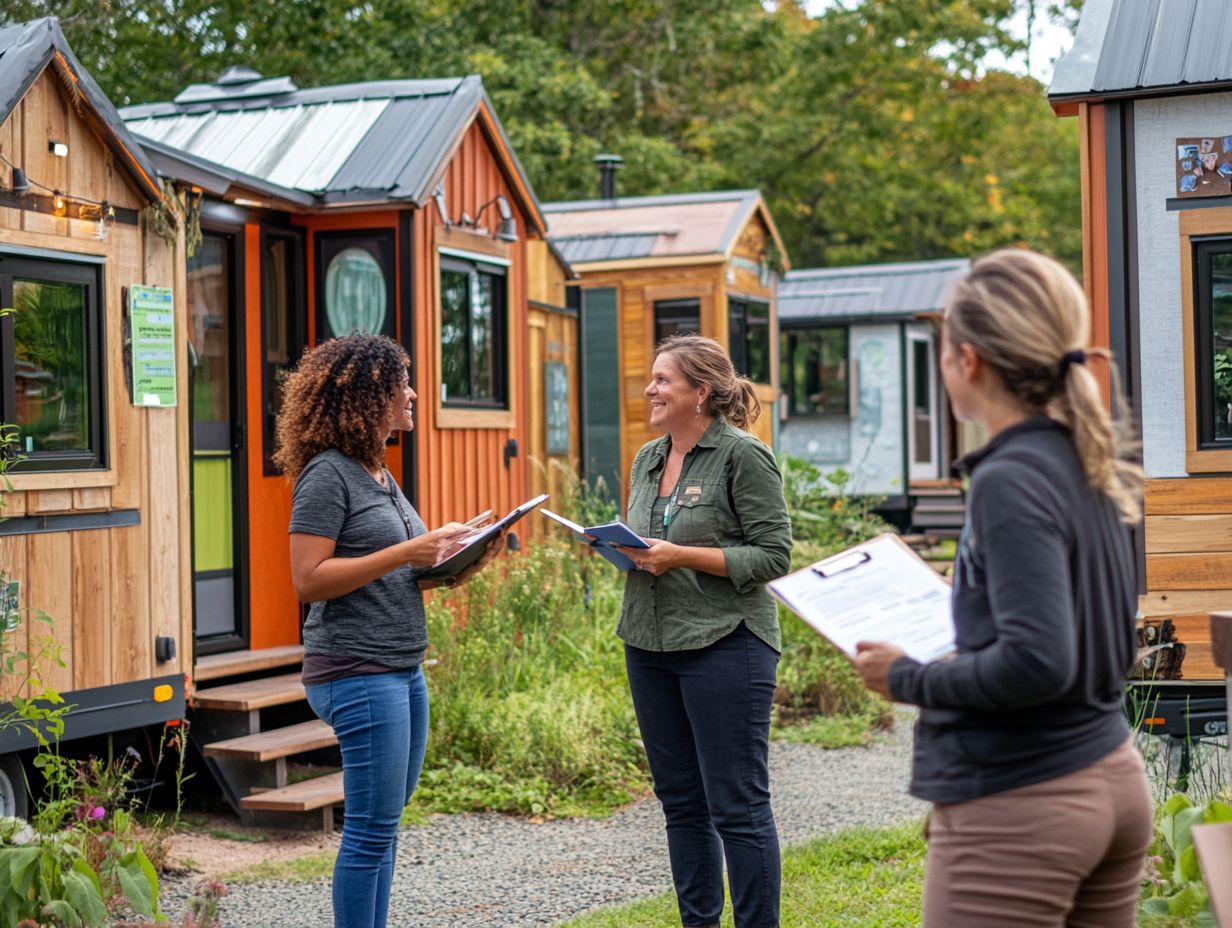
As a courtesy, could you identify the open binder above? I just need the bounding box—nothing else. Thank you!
[768,534,955,664]
[419,493,549,580]
[539,509,650,571]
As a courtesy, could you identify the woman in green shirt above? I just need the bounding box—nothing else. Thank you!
[615,334,792,928]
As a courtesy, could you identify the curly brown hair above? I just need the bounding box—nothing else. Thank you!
[273,333,409,480]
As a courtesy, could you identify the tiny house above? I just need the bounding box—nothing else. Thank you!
[1049,0,1232,694]
[777,259,970,531]
[544,185,788,500]
[0,18,190,811]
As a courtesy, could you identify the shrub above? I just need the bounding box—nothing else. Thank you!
[1138,793,1231,926]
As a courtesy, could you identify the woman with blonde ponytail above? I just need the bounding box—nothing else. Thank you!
[614,334,792,928]
[855,249,1150,928]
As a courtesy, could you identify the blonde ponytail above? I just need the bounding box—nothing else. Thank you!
[945,249,1142,523]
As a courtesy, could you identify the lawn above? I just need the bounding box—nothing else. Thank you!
[555,821,927,928]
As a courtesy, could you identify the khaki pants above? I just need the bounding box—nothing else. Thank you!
[923,738,1153,928]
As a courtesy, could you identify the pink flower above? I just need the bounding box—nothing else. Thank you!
[90,806,106,820]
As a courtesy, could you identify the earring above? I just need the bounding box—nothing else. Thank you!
[695,403,701,414]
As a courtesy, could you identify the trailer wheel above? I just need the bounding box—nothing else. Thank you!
[0,753,28,820]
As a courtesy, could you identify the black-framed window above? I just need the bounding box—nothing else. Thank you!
[440,254,507,407]
[1196,239,1232,446]
[780,326,849,417]
[261,228,305,475]
[315,230,395,341]
[654,298,700,344]
[729,298,771,384]
[0,254,106,471]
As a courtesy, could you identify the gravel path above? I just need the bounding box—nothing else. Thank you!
[159,717,924,927]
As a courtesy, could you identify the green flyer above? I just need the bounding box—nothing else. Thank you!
[130,284,177,407]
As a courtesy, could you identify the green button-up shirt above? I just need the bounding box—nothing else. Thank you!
[617,416,792,652]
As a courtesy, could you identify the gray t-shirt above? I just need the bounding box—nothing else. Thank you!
[289,449,429,668]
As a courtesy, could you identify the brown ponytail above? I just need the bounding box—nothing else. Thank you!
[945,249,1142,523]
[655,334,761,430]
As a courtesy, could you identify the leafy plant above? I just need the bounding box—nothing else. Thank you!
[1138,793,1232,926]
[779,456,889,554]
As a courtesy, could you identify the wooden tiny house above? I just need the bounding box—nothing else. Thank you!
[543,189,787,501]
[0,17,190,790]
[1050,0,1232,695]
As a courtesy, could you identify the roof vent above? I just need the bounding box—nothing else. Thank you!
[216,65,264,85]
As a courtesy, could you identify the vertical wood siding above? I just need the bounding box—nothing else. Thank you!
[0,70,191,697]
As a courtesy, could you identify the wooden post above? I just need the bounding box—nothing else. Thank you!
[1209,612,1232,768]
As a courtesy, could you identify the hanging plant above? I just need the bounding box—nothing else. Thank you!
[144,180,202,257]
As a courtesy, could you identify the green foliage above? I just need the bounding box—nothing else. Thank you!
[1,1,1080,270]
[779,456,889,554]
[1138,793,1231,927]
[416,538,647,818]
[557,819,927,927]
[0,818,113,928]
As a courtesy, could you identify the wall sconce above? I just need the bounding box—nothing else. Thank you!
[474,194,517,242]
[48,140,68,158]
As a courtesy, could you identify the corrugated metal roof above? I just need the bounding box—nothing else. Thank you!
[551,232,661,264]
[1049,0,1232,101]
[779,258,969,323]
[0,17,162,201]
[119,72,546,232]
[544,190,770,263]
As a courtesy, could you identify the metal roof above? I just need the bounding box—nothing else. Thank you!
[543,189,788,266]
[138,136,316,208]
[0,17,162,201]
[779,258,969,324]
[1049,0,1232,102]
[119,71,547,233]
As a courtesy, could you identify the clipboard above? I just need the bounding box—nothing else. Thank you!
[418,493,549,580]
[768,533,955,664]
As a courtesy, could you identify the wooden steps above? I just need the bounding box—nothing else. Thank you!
[909,485,966,538]
[203,719,337,762]
[196,645,305,682]
[191,672,306,711]
[241,772,345,813]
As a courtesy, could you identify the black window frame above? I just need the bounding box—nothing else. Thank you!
[1195,237,1232,448]
[654,298,701,345]
[439,253,508,409]
[260,226,306,476]
[728,297,771,384]
[779,324,850,419]
[315,229,396,342]
[0,252,107,472]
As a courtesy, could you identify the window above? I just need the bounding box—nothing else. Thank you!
[315,231,395,341]
[0,254,105,471]
[729,298,771,383]
[261,230,305,474]
[780,327,848,417]
[654,299,700,344]
[440,255,507,407]
[1195,240,1232,446]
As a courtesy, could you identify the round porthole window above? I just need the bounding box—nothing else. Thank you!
[325,247,387,336]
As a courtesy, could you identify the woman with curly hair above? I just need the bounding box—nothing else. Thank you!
[275,333,502,928]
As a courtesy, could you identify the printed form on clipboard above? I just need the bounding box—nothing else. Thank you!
[768,534,955,664]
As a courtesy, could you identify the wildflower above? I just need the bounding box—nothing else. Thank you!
[91,805,106,820]
[8,823,35,846]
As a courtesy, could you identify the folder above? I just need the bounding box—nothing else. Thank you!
[769,534,955,664]
[419,493,549,580]
[539,509,650,571]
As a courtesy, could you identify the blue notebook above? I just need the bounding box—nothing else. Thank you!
[539,509,649,571]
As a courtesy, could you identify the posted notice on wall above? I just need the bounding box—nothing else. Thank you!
[129,284,177,407]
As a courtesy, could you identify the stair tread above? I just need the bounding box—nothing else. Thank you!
[240,772,344,812]
[196,645,305,682]
[203,719,336,762]
[191,672,305,711]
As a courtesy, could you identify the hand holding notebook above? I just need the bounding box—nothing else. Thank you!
[539,509,649,571]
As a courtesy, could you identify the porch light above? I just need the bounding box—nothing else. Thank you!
[48,140,68,157]
[474,194,517,242]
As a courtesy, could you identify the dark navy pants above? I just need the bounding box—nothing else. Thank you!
[625,622,781,928]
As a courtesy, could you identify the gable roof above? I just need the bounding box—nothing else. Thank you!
[0,17,162,201]
[779,258,969,324]
[543,190,788,269]
[120,72,546,232]
[1049,0,1232,106]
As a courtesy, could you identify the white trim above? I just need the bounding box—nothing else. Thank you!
[907,330,940,481]
[437,245,511,267]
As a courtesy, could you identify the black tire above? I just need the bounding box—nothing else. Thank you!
[0,753,28,820]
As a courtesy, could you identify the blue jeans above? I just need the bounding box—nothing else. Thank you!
[305,668,429,928]
[625,623,781,928]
